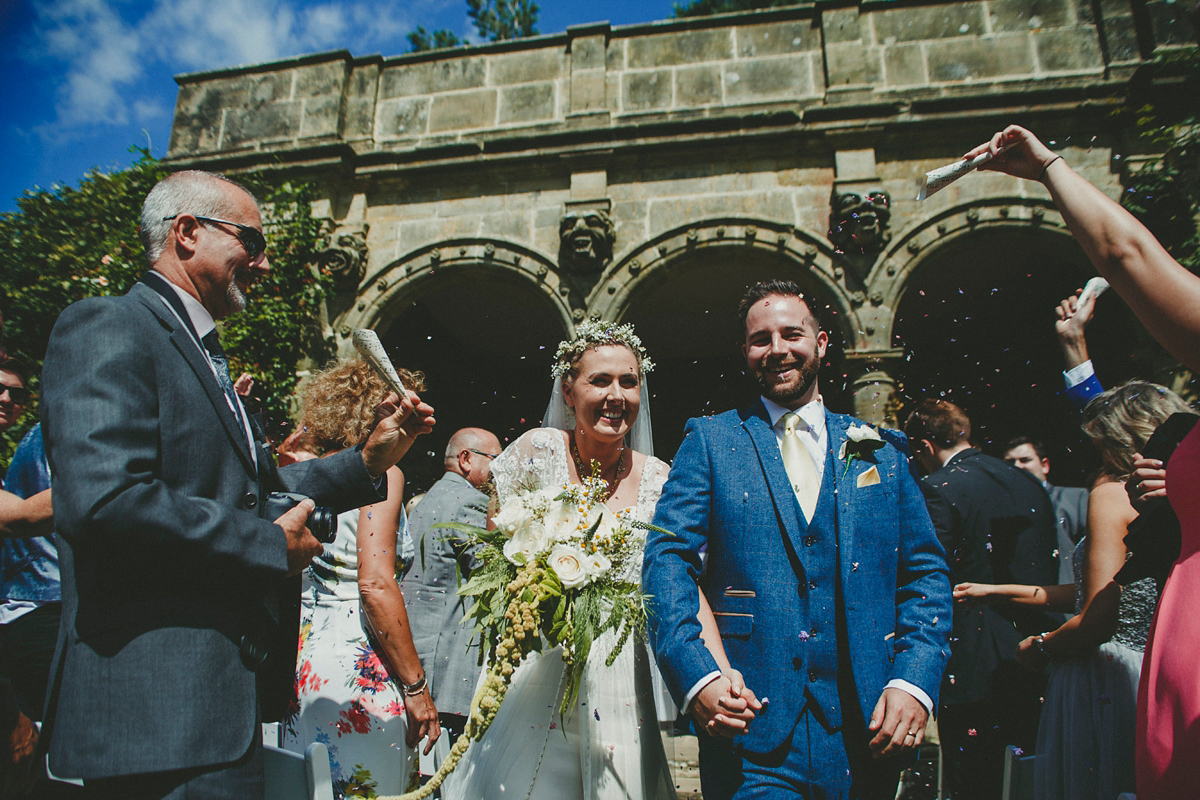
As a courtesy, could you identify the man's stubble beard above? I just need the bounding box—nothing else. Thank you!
[755,352,821,405]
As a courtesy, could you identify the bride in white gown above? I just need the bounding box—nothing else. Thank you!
[444,322,733,800]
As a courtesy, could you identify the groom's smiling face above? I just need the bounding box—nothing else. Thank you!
[743,293,828,409]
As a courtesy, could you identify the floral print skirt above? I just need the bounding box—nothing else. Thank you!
[283,586,414,799]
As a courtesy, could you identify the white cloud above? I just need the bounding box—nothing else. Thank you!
[27,0,468,143]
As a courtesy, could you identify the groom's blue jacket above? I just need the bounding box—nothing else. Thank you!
[644,401,952,754]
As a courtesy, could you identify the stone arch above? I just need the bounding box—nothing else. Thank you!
[882,197,1134,480]
[588,217,869,348]
[333,238,572,340]
[587,218,869,456]
[867,197,1074,348]
[330,238,572,489]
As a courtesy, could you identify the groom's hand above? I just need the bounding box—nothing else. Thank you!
[867,687,928,758]
[690,670,762,739]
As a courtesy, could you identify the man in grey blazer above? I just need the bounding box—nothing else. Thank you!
[39,171,434,798]
[402,427,499,740]
[1004,436,1089,584]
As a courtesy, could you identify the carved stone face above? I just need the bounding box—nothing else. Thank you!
[829,190,892,256]
[558,210,616,273]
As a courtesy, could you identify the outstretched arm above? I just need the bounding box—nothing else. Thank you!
[0,489,52,539]
[971,125,1200,373]
[953,581,1075,613]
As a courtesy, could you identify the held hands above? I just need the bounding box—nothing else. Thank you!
[1128,455,1168,509]
[867,687,928,758]
[690,669,763,739]
[275,498,323,576]
[965,125,1060,183]
[404,686,441,755]
[362,390,436,477]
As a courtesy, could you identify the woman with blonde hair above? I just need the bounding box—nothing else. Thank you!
[282,358,439,798]
[955,381,1189,798]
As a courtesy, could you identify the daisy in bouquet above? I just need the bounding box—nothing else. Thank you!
[389,468,653,800]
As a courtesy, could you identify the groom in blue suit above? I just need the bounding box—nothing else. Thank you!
[644,280,952,799]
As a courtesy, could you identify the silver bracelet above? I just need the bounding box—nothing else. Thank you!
[400,675,427,696]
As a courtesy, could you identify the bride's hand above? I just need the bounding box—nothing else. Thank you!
[404,686,441,755]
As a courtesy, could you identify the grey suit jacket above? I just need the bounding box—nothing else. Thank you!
[40,282,383,779]
[1047,483,1089,585]
[400,471,487,715]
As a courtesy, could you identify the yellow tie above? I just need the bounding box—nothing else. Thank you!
[781,411,820,521]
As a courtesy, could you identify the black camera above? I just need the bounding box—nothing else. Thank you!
[264,492,337,544]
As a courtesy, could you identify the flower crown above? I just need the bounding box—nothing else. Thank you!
[550,320,655,379]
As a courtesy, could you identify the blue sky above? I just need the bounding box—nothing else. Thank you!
[0,0,679,212]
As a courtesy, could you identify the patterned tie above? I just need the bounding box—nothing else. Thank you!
[781,411,820,521]
[201,330,239,411]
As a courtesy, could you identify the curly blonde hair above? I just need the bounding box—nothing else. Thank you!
[298,358,426,453]
[1081,381,1192,478]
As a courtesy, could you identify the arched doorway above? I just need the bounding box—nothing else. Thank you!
[621,246,850,460]
[892,225,1145,483]
[379,267,567,491]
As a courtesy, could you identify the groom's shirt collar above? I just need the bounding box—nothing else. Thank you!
[762,396,825,436]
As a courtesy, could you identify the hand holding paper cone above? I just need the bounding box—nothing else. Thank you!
[353,328,436,475]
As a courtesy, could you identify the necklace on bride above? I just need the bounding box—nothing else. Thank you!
[570,432,625,499]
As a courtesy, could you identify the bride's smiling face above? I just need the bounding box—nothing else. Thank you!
[564,344,641,443]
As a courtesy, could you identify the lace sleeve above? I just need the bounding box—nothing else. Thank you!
[489,428,570,506]
[636,456,672,523]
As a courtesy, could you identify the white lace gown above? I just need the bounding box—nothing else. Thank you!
[443,428,678,800]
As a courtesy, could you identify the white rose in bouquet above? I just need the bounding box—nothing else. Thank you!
[584,550,612,579]
[503,521,549,565]
[492,499,535,537]
[582,506,620,544]
[543,499,583,542]
[549,543,590,589]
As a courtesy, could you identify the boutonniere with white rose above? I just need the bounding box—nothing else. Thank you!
[391,470,660,800]
[839,423,886,478]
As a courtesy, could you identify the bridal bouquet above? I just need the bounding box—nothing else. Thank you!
[390,472,651,800]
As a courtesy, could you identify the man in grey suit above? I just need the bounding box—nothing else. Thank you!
[1004,436,1089,584]
[402,427,499,741]
[39,170,434,798]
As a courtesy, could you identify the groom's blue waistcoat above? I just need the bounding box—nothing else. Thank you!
[644,403,953,754]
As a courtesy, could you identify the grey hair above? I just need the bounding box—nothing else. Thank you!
[139,171,258,266]
[1081,381,1193,478]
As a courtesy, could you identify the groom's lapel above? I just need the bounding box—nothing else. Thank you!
[741,400,808,543]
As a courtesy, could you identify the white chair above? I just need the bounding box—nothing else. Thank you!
[1000,744,1038,800]
[263,742,335,800]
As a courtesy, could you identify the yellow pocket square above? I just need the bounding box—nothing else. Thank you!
[856,466,881,488]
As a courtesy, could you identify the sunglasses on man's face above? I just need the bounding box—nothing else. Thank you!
[163,214,267,260]
[0,384,31,404]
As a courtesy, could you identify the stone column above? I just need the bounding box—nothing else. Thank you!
[845,350,906,428]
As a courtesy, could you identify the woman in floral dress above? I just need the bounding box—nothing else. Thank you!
[283,358,439,799]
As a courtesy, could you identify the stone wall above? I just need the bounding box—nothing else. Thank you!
[164,0,1195,426]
